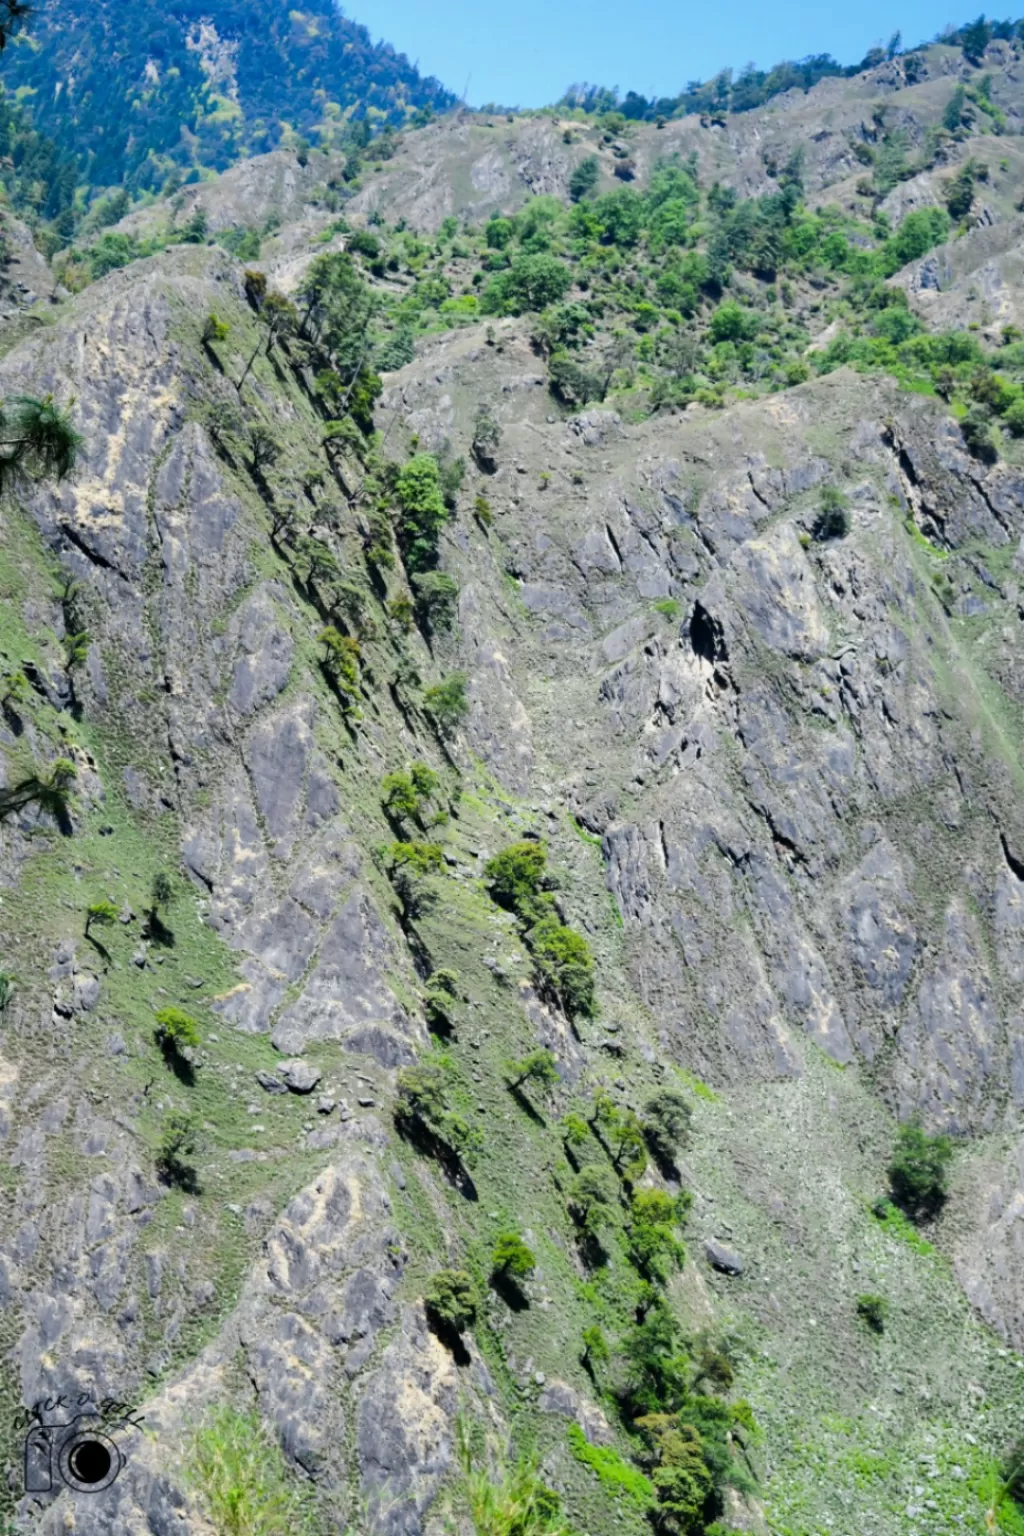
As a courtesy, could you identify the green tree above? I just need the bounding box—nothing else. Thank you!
[529,915,596,1020]
[0,757,76,826]
[318,627,361,707]
[482,253,573,315]
[412,570,460,634]
[382,770,419,822]
[396,453,448,571]
[424,673,469,737]
[945,161,975,220]
[889,1117,953,1221]
[568,1166,617,1239]
[201,313,229,344]
[485,840,548,914]
[505,1047,559,1096]
[84,898,119,940]
[155,1005,201,1058]
[643,1091,691,1166]
[395,1057,482,1167]
[471,403,502,471]
[1003,397,1024,437]
[491,1232,536,1283]
[961,406,999,464]
[0,395,81,490]
[943,84,967,132]
[636,1413,713,1535]
[628,1189,688,1282]
[581,1324,610,1378]
[569,156,600,202]
[960,15,991,64]
[425,1268,477,1332]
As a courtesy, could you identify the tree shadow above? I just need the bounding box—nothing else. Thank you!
[157,1038,196,1087]
[201,340,225,376]
[576,1231,609,1271]
[85,934,112,964]
[143,911,175,949]
[509,1083,546,1127]
[157,1161,201,1195]
[425,1313,471,1367]
[490,1270,529,1313]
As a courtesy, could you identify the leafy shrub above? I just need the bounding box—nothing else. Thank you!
[888,1117,953,1221]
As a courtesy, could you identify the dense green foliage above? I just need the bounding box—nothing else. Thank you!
[1,0,455,200]
[889,1117,954,1220]
[484,840,596,1018]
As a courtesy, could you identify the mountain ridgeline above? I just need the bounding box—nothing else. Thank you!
[3,11,1024,1536]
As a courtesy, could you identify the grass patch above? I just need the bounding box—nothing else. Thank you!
[870,1198,935,1255]
[186,1404,323,1533]
[567,1424,654,1509]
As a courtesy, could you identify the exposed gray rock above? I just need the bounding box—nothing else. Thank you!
[279,1059,322,1094]
[705,1240,745,1276]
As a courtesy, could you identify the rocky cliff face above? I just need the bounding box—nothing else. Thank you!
[2,37,1024,1536]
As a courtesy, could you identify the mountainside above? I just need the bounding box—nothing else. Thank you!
[4,19,1024,1536]
[0,0,455,192]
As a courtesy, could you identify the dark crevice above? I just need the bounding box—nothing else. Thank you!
[59,522,126,579]
[750,801,807,866]
[604,523,624,569]
[746,472,772,515]
[1001,831,1024,883]
[689,601,728,665]
[658,820,670,873]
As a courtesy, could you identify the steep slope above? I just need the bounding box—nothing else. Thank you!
[3,25,1024,1536]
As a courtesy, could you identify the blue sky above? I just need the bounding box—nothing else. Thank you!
[346,1,965,107]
